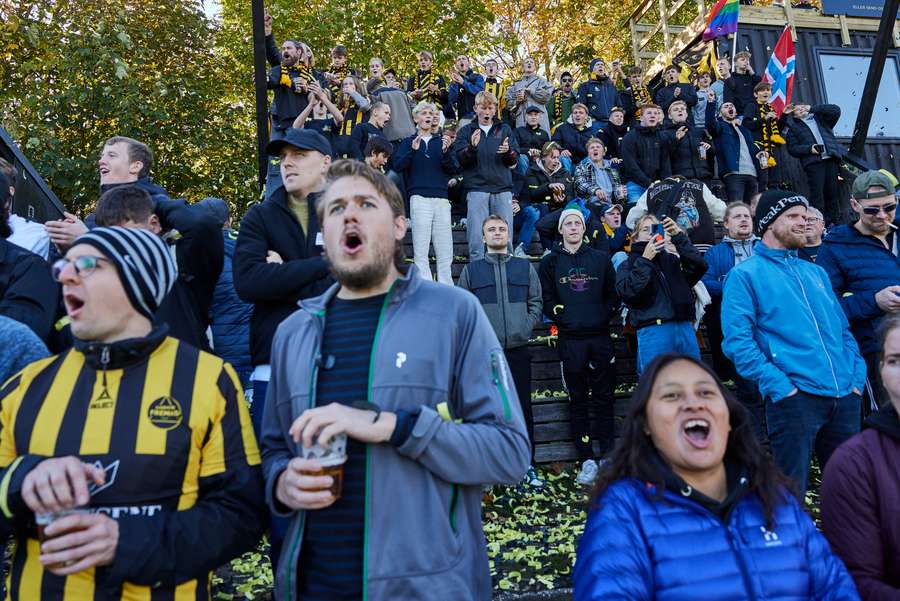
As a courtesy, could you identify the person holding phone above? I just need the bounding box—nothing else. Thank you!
[784,103,846,225]
[616,214,707,374]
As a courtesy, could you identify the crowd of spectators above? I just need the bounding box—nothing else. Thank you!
[0,15,899,600]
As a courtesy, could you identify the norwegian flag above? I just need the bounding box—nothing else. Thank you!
[764,27,796,117]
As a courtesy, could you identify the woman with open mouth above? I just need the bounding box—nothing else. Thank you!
[574,353,860,601]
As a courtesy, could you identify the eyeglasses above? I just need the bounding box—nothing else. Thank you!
[860,202,897,216]
[52,256,110,282]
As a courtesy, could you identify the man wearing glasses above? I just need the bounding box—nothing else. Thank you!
[799,206,825,263]
[0,225,265,600]
[547,72,576,130]
[818,170,900,411]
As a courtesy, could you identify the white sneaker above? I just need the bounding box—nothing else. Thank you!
[523,466,544,488]
[576,459,599,485]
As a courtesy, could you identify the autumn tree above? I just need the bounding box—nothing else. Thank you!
[0,0,256,217]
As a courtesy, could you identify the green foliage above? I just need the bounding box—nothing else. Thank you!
[0,0,257,218]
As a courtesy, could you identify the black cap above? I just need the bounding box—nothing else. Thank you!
[525,105,544,114]
[266,128,332,158]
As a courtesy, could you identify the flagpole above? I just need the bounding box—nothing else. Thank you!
[731,29,738,70]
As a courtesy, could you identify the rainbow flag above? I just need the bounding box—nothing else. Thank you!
[703,0,740,41]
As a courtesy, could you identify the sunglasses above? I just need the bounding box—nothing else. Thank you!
[860,202,897,216]
[52,256,110,282]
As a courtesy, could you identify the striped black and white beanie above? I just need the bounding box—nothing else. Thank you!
[73,226,177,319]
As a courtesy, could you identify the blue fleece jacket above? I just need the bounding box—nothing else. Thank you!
[816,220,900,357]
[0,316,49,383]
[722,241,866,402]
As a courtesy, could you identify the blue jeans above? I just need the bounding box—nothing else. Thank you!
[626,181,646,206]
[766,391,861,495]
[515,204,548,249]
[517,154,531,176]
[636,321,700,375]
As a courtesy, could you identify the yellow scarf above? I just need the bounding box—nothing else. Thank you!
[757,101,785,166]
[279,63,313,88]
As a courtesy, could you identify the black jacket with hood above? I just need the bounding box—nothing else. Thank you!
[453,120,520,194]
[524,162,575,208]
[615,232,706,329]
[233,187,333,366]
[537,242,618,335]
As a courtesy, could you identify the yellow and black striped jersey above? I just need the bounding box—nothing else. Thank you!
[0,334,263,601]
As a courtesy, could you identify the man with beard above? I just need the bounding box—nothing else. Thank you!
[576,59,619,133]
[547,71,576,129]
[722,190,866,494]
[507,57,554,133]
[620,105,671,205]
[817,171,900,412]
[538,208,618,485]
[705,92,765,203]
[268,38,321,135]
[261,160,529,601]
[448,55,485,126]
[653,64,698,116]
[663,100,714,185]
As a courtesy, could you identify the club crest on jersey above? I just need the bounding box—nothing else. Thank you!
[147,396,183,430]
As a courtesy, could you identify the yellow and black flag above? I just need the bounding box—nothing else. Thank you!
[678,40,718,83]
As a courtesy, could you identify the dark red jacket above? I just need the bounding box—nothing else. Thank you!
[821,405,900,600]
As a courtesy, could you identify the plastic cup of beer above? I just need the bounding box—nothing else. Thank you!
[300,432,348,499]
[36,508,92,568]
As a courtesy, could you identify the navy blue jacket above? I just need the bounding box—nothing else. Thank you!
[552,122,593,165]
[816,221,900,357]
[448,70,485,120]
[574,478,860,601]
[705,101,761,177]
[576,77,619,123]
[701,240,736,299]
[350,122,388,161]
[785,105,845,168]
[210,230,253,387]
[392,134,457,198]
[654,82,698,114]
[620,125,672,188]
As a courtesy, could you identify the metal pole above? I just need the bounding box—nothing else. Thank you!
[849,0,900,157]
[250,0,269,193]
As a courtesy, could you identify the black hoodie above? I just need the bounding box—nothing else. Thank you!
[620,125,672,188]
[537,242,618,335]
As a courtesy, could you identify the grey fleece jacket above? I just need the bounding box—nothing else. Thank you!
[260,265,531,601]
[457,252,543,350]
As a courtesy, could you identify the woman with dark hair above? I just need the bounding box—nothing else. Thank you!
[574,353,860,601]
[821,314,900,599]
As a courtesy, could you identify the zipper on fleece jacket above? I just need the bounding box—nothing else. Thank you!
[787,260,840,395]
[362,286,395,601]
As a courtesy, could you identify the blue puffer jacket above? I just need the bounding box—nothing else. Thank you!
[574,478,860,601]
[210,230,253,387]
[815,220,900,357]
[722,242,866,403]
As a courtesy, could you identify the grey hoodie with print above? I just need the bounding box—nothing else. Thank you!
[260,265,531,601]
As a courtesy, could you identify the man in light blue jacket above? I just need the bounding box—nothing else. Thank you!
[722,190,866,494]
[261,159,530,601]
